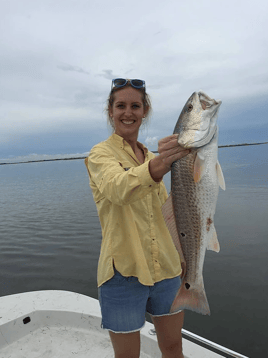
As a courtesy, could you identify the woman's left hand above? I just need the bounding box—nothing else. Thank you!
[149,134,190,182]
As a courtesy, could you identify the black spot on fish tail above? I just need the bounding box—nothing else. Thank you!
[206,217,213,232]
[180,232,186,238]
[185,283,190,290]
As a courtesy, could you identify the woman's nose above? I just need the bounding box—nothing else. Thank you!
[124,106,132,116]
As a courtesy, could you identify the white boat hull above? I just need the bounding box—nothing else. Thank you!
[0,290,228,357]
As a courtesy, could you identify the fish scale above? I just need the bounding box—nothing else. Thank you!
[171,138,219,315]
[162,91,225,315]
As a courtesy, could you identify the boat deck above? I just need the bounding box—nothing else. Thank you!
[0,324,153,358]
[0,290,227,358]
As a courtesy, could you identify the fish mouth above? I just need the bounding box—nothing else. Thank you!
[199,91,221,109]
[178,91,222,148]
[182,126,217,148]
[179,121,218,148]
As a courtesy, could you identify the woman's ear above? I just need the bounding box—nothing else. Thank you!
[144,105,149,118]
[109,107,113,119]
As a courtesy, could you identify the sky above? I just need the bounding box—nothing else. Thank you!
[1,0,268,159]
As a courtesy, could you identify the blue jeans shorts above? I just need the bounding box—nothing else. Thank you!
[98,267,182,333]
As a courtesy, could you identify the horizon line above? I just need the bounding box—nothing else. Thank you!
[0,141,267,166]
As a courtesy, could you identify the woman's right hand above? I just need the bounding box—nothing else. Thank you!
[149,134,190,182]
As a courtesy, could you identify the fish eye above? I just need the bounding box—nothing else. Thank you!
[187,104,193,112]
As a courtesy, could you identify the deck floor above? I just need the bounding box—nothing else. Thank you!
[0,325,153,358]
[0,324,226,358]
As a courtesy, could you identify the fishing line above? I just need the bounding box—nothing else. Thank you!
[152,141,268,153]
[0,141,268,165]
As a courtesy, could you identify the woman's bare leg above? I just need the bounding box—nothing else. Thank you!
[151,311,184,358]
[109,330,141,358]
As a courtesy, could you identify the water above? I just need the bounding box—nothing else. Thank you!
[0,146,267,358]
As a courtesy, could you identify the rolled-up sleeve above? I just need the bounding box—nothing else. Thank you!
[84,134,182,287]
[85,147,160,206]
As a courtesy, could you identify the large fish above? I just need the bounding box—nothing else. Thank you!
[162,91,226,315]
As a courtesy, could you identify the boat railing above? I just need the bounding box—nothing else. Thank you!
[149,328,249,358]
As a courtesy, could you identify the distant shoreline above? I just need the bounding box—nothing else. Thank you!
[0,141,267,166]
[0,156,87,165]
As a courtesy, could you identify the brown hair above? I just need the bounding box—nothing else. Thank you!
[105,82,152,130]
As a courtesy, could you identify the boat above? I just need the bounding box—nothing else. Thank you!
[0,290,249,358]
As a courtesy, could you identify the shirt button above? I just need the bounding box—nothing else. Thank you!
[149,185,152,187]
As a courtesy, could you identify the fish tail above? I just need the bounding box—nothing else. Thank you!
[170,279,211,315]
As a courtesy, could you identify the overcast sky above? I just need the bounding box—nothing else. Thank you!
[1,0,268,158]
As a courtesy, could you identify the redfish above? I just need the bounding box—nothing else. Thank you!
[162,91,225,315]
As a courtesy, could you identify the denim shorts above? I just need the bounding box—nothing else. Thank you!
[98,267,182,333]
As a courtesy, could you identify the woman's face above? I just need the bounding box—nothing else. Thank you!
[109,87,147,139]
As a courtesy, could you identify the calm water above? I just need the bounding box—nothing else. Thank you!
[0,146,267,358]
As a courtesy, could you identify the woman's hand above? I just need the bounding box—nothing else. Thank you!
[149,134,190,182]
[158,134,190,168]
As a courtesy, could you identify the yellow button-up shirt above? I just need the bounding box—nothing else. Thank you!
[85,134,182,287]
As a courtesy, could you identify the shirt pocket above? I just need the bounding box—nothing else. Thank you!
[118,161,133,172]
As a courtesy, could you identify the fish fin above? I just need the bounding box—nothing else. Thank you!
[193,151,206,183]
[170,277,210,315]
[161,194,186,264]
[207,226,220,253]
[216,160,226,190]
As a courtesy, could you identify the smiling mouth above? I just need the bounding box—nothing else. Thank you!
[122,120,135,125]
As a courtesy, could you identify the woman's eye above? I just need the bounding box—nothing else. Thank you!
[116,104,140,109]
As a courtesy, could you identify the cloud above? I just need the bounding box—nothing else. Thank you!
[96,70,119,80]
[145,136,159,147]
[0,0,267,157]
[57,64,90,75]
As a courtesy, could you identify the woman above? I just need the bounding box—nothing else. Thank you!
[85,78,190,358]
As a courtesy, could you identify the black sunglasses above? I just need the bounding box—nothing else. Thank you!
[111,78,146,90]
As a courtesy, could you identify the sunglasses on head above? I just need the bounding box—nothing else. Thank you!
[111,78,146,90]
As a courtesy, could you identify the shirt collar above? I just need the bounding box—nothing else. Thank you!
[109,133,148,156]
